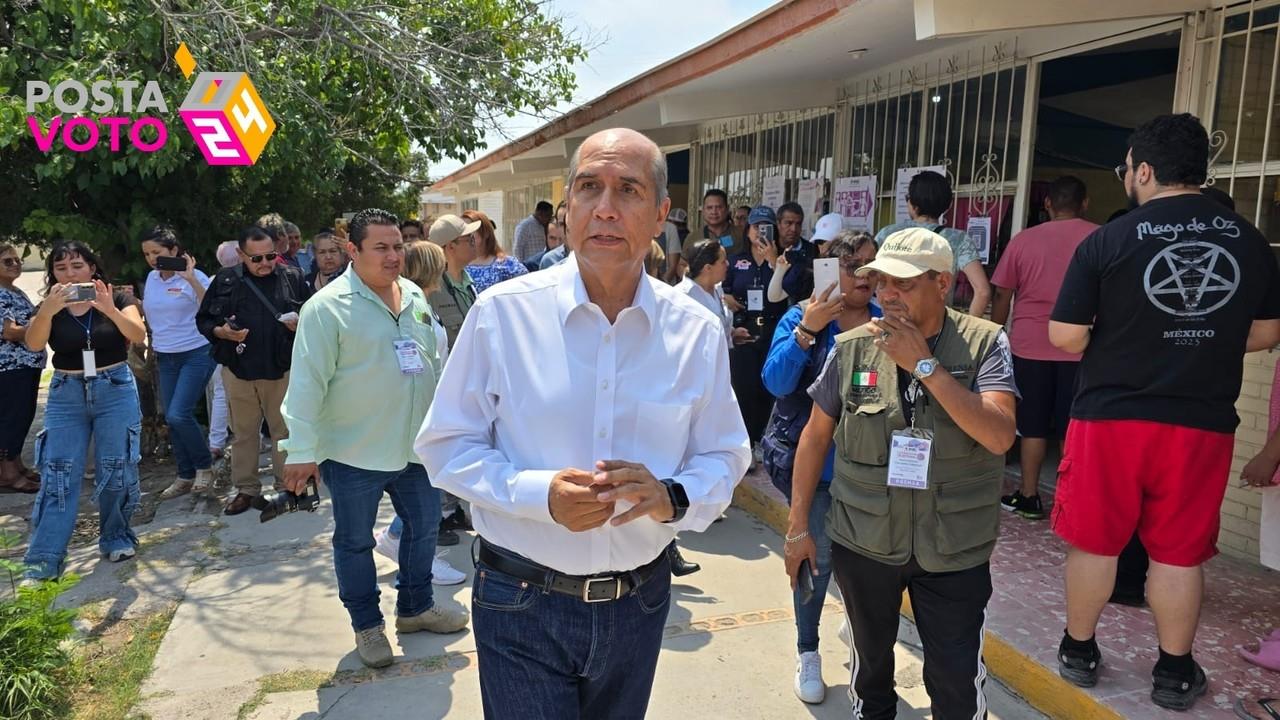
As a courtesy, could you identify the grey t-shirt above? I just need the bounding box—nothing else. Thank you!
[808,329,1018,420]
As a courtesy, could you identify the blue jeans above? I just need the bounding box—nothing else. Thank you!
[156,346,216,480]
[472,544,672,719]
[795,484,834,653]
[322,460,440,631]
[25,365,142,579]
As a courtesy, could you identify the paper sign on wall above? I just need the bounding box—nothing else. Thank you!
[796,178,823,236]
[762,176,786,211]
[834,176,877,233]
[967,216,993,264]
[894,165,946,224]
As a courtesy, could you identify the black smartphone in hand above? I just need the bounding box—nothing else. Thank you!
[155,255,187,272]
[797,558,815,604]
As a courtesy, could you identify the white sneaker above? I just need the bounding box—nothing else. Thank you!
[794,651,825,703]
[191,468,214,497]
[838,618,852,647]
[432,553,467,586]
[158,478,193,500]
[108,547,136,563]
[374,530,400,563]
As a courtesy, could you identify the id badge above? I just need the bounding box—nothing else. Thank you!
[82,350,97,378]
[887,428,932,490]
[393,339,425,375]
[720,235,734,248]
[747,288,764,312]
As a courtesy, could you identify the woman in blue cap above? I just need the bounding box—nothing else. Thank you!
[722,205,789,461]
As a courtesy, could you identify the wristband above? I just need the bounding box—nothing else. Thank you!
[785,530,810,544]
[797,323,820,337]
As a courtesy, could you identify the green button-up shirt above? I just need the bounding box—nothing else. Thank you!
[281,268,440,470]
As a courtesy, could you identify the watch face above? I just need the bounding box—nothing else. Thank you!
[917,359,936,376]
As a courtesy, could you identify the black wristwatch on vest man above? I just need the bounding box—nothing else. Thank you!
[660,479,689,523]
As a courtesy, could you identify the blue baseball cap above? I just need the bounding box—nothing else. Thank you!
[747,205,776,226]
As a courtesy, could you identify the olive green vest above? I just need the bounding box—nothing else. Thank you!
[828,309,1005,572]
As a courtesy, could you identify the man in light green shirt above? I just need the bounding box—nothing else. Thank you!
[280,208,468,670]
[875,170,993,316]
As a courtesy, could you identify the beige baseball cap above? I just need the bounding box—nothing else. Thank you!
[428,214,482,245]
[856,226,954,278]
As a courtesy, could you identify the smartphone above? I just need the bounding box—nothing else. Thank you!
[155,255,187,272]
[813,258,840,298]
[797,558,815,605]
[225,315,241,331]
[68,282,97,302]
[758,224,775,245]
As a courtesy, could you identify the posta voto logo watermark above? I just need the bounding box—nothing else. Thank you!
[24,43,276,166]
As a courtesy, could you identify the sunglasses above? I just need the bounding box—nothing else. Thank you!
[246,252,279,263]
[1114,163,1128,182]
[0,258,20,268]
[840,258,874,275]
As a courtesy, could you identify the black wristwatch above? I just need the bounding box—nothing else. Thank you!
[659,479,689,523]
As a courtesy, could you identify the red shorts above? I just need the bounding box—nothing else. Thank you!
[1051,418,1234,567]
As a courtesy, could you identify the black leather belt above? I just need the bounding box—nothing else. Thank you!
[477,539,667,603]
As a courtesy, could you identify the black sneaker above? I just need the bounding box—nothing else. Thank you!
[440,506,472,532]
[437,528,460,546]
[1058,636,1102,688]
[1151,662,1207,711]
[1001,490,1046,520]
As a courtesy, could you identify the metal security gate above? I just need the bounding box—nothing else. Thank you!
[1189,0,1280,246]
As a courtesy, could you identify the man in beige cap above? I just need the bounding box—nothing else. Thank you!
[784,226,1018,718]
[427,214,482,347]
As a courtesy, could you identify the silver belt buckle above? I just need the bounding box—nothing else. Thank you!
[582,576,621,602]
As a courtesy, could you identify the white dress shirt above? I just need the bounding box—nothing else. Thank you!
[416,257,750,575]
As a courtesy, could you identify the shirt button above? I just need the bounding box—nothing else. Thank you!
[599,428,607,438]
[601,380,609,390]
[604,334,613,344]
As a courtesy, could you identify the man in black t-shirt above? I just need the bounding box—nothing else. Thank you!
[1048,114,1280,711]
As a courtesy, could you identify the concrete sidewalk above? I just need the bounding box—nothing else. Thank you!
[124,486,1045,719]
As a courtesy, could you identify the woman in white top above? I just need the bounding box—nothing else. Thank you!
[680,239,750,349]
[140,227,218,500]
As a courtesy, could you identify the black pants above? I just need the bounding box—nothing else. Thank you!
[729,337,772,443]
[831,542,993,720]
[0,367,41,459]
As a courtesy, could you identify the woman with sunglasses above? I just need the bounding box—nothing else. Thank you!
[138,226,218,501]
[0,243,46,493]
[462,209,528,294]
[760,230,879,705]
[22,241,147,580]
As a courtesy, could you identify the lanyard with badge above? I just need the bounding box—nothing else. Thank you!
[390,306,426,375]
[74,309,97,377]
[886,332,944,490]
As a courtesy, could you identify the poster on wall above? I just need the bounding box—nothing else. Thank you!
[967,216,993,264]
[761,175,786,211]
[796,178,824,236]
[894,165,946,224]
[833,176,877,233]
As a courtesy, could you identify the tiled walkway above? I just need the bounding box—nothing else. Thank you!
[733,467,1280,718]
[989,498,1280,718]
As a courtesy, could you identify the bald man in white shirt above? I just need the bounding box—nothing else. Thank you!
[416,128,751,719]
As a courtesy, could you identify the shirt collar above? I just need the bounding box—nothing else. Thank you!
[555,256,656,330]
[443,269,473,291]
[343,266,420,312]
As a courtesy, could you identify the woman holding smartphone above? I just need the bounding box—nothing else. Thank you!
[722,205,788,461]
[139,226,218,500]
[22,241,146,580]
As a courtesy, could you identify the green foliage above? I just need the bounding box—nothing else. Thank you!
[0,532,81,720]
[0,0,585,281]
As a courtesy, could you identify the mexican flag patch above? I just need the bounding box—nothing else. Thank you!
[852,370,878,386]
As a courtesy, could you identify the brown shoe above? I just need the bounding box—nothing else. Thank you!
[224,493,257,516]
